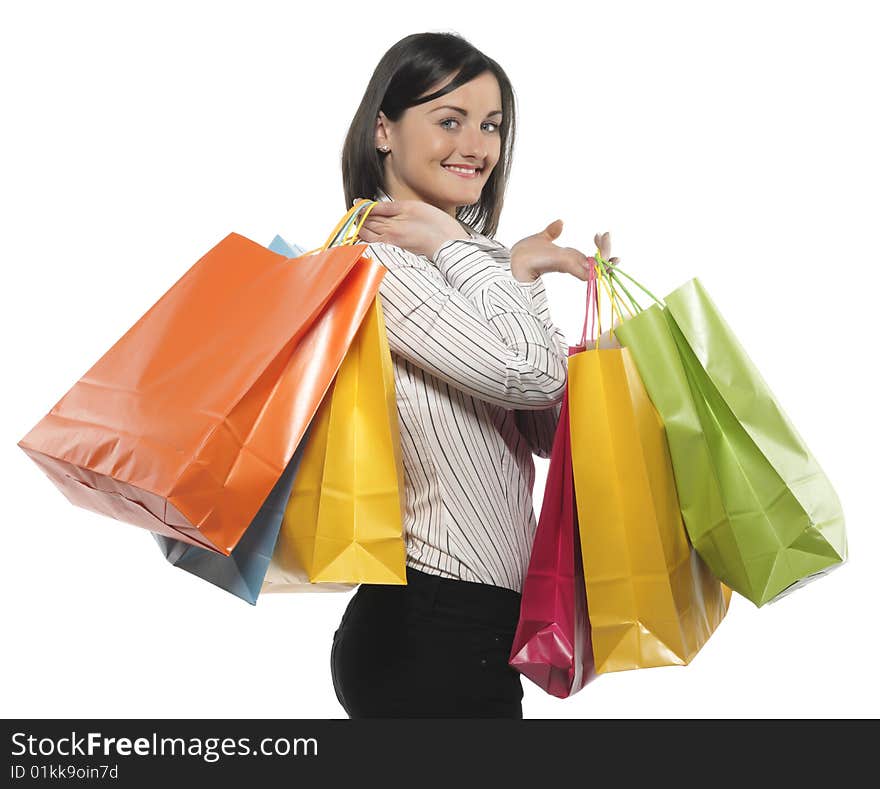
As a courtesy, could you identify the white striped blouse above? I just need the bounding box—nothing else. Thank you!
[365,188,568,594]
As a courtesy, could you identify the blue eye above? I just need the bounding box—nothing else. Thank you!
[439,118,501,133]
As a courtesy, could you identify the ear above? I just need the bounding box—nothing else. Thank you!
[375,112,392,150]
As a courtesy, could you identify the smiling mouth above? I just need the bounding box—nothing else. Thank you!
[442,164,483,178]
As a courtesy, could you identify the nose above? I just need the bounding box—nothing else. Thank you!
[458,122,488,165]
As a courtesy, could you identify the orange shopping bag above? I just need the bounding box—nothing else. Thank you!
[18,216,381,557]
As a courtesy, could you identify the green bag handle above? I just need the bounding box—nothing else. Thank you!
[593,251,665,316]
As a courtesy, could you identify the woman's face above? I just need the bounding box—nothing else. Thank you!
[375,70,503,216]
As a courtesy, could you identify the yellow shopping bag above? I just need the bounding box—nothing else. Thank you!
[568,251,731,673]
[261,280,407,590]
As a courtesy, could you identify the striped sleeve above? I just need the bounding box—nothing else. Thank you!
[430,239,568,376]
[365,241,567,409]
[514,402,562,459]
[432,238,570,458]
[510,276,568,457]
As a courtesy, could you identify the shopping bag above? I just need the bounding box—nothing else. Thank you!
[568,262,732,673]
[152,421,313,604]
[267,235,307,257]
[149,205,404,600]
[263,254,408,587]
[256,232,365,593]
[612,271,847,606]
[149,233,320,604]
[18,218,380,556]
[509,381,598,697]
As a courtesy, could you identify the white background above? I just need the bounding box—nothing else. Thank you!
[2,0,877,719]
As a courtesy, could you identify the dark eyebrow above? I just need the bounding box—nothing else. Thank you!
[429,105,503,118]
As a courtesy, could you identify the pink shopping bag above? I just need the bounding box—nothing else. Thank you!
[508,380,598,698]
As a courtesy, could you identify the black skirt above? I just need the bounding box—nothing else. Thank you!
[330,565,524,718]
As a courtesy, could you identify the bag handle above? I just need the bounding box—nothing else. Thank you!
[325,199,379,248]
[576,243,669,346]
[578,249,634,347]
[296,199,379,257]
[599,256,664,314]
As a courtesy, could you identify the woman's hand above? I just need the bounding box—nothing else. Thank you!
[510,221,619,283]
[354,198,470,259]
[593,231,619,268]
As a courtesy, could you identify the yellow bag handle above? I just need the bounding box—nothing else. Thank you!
[297,199,379,257]
[594,251,634,345]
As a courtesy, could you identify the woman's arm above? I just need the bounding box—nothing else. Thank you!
[508,276,568,458]
[432,234,570,457]
[365,240,567,410]
[514,401,562,459]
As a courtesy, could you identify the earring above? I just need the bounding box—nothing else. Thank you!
[377,145,390,153]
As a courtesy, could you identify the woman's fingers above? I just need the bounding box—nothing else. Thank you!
[362,202,386,218]
[562,246,591,281]
[358,217,395,243]
[543,218,564,241]
[592,231,612,260]
[566,246,589,266]
[360,216,390,235]
[359,199,397,217]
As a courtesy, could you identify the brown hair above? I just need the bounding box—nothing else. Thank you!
[341,32,517,238]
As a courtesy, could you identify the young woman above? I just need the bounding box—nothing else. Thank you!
[331,31,603,719]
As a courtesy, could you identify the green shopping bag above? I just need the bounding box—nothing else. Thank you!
[604,263,846,607]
